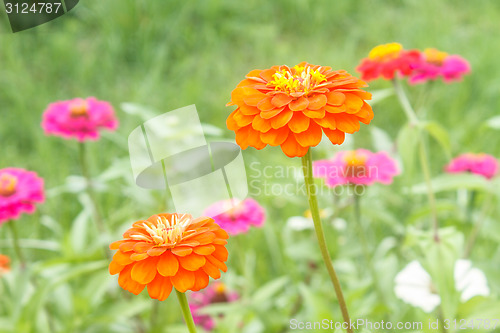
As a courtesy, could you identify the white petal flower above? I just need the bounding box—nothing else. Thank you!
[454,259,490,302]
[394,260,490,313]
[394,261,441,313]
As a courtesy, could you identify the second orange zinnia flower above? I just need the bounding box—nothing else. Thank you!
[227,62,373,158]
[109,213,229,301]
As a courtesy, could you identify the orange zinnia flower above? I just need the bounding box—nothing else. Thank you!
[226,62,373,158]
[109,213,229,301]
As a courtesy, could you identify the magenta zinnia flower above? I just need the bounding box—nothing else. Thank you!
[42,97,118,142]
[313,149,399,187]
[204,198,265,235]
[445,153,498,179]
[189,282,239,331]
[409,48,470,84]
[0,168,45,225]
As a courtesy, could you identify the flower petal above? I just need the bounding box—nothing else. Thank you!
[158,251,179,277]
[202,260,221,279]
[307,94,327,110]
[289,97,309,111]
[131,256,159,284]
[326,91,346,106]
[170,268,195,292]
[260,127,289,146]
[257,97,275,112]
[118,265,146,295]
[323,128,345,145]
[179,253,206,271]
[334,114,361,133]
[270,110,293,129]
[252,115,272,132]
[288,112,310,133]
[113,251,133,266]
[193,244,216,255]
[302,108,325,119]
[147,273,173,301]
[280,135,309,158]
[192,271,210,292]
[171,246,193,257]
[294,122,323,147]
[271,94,294,108]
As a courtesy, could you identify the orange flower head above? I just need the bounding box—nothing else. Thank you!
[109,213,229,301]
[227,62,373,158]
[0,254,10,276]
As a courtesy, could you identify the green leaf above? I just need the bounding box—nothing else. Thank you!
[368,88,394,106]
[370,126,394,152]
[408,173,493,194]
[422,121,451,158]
[251,276,289,304]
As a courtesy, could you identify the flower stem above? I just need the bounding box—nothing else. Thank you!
[392,78,440,242]
[418,141,440,242]
[78,142,106,234]
[7,220,26,268]
[175,289,197,333]
[392,78,419,126]
[301,149,353,333]
[464,194,495,258]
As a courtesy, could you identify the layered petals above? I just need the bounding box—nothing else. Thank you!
[226,62,373,157]
[109,213,229,300]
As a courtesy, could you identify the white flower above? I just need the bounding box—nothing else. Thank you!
[394,260,490,313]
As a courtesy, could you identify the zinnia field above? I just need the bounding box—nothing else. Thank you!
[1,1,500,332]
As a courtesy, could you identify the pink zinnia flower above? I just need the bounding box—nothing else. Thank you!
[42,97,118,142]
[409,48,470,84]
[313,149,399,187]
[189,282,239,331]
[204,198,265,235]
[0,168,45,225]
[445,153,498,179]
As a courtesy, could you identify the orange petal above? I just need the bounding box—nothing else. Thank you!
[288,112,310,133]
[179,253,206,271]
[131,257,159,284]
[313,113,336,130]
[252,115,272,132]
[193,244,216,255]
[260,107,284,120]
[242,89,267,107]
[213,239,228,245]
[271,94,294,108]
[206,255,228,272]
[323,128,345,145]
[147,273,173,301]
[202,260,221,279]
[170,268,195,292]
[344,93,364,113]
[289,97,309,111]
[325,104,346,114]
[123,227,149,239]
[307,94,327,110]
[112,251,133,266]
[213,228,229,239]
[280,135,308,158]
[133,242,154,254]
[130,253,149,261]
[233,111,254,127]
[171,246,193,257]
[212,245,229,262]
[270,110,293,129]
[260,68,277,82]
[354,102,374,123]
[326,91,345,106]
[147,247,167,257]
[302,108,325,119]
[188,232,216,246]
[235,126,250,149]
[192,271,210,292]
[333,114,360,133]
[119,241,137,252]
[260,127,289,146]
[257,97,275,112]
[118,265,145,295]
[158,251,179,277]
[109,261,125,275]
[110,240,125,250]
[294,122,323,147]
[239,104,260,115]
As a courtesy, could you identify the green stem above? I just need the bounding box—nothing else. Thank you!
[418,141,440,242]
[301,149,353,333]
[7,220,26,268]
[78,142,106,234]
[176,290,197,333]
[464,194,495,258]
[392,78,440,242]
[352,194,387,308]
[392,78,419,126]
[466,190,477,223]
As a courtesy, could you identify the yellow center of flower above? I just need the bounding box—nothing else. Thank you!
[0,173,18,197]
[131,214,193,247]
[69,100,89,117]
[424,48,448,66]
[343,151,368,177]
[214,283,226,294]
[268,65,327,96]
[368,42,403,61]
